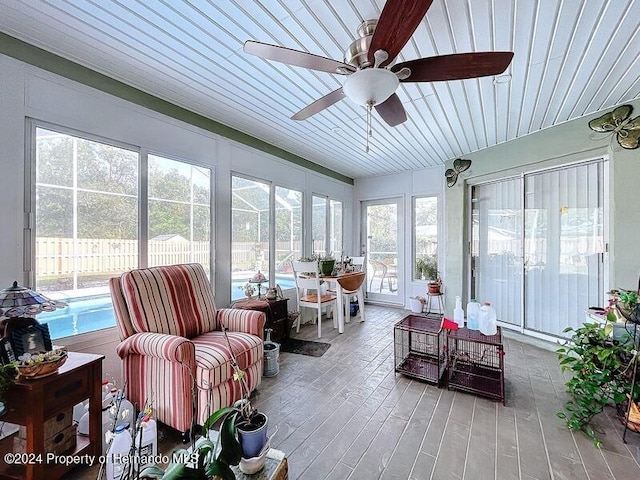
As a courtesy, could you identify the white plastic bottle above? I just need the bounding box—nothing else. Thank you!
[466,299,480,330]
[106,424,132,480]
[73,400,88,425]
[102,379,115,396]
[134,415,157,469]
[479,302,497,336]
[101,404,112,455]
[453,296,465,328]
[110,389,134,429]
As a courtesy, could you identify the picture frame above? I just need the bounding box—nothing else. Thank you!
[10,323,52,358]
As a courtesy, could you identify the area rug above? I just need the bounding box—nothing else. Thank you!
[280,338,331,357]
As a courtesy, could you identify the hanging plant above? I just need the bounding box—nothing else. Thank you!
[556,320,639,446]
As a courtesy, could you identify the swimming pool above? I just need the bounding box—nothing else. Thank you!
[40,277,297,339]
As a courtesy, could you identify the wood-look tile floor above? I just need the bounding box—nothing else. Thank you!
[67,305,640,479]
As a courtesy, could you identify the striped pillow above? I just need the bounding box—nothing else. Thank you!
[121,263,218,338]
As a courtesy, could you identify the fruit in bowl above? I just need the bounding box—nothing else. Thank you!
[16,348,68,379]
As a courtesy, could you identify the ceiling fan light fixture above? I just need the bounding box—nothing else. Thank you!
[343,68,399,107]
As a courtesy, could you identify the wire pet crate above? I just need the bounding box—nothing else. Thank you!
[447,327,505,404]
[394,314,446,385]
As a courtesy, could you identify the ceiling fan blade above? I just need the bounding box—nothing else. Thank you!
[291,88,346,121]
[368,0,434,67]
[244,40,355,74]
[374,93,407,127]
[394,52,514,82]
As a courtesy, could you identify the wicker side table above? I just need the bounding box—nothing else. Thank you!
[202,430,288,479]
[232,449,288,480]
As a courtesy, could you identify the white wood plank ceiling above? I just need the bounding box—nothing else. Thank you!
[0,0,638,179]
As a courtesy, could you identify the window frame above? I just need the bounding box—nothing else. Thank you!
[412,194,440,282]
[230,173,305,301]
[26,119,215,338]
[311,193,343,259]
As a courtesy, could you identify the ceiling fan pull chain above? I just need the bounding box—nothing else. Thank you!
[366,102,373,153]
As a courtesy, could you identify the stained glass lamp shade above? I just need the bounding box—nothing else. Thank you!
[0,281,66,318]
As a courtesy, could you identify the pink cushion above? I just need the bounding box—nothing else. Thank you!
[192,331,263,388]
[121,263,218,337]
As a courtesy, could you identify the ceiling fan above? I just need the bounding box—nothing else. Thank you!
[244,0,514,134]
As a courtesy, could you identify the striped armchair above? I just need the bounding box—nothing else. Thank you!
[109,263,265,437]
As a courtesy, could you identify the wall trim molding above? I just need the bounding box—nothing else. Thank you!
[0,32,353,185]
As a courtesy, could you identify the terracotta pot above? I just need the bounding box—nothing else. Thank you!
[428,282,441,295]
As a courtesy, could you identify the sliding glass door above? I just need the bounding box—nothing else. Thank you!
[471,178,523,328]
[471,160,607,339]
[523,163,605,336]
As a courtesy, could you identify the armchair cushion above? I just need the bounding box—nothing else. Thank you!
[192,331,263,390]
[217,308,266,339]
[116,332,196,366]
[120,263,218,338]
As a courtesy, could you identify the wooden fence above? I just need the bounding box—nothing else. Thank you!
[36,238,305,277]
[36,238,210,277]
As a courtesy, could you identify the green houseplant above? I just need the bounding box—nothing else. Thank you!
[607,288,640,322]
[0,361,17,417]
[421,255,441,293]
[557,320,639,446]
[318,253,336,276]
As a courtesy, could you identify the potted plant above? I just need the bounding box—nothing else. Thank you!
[0,361,17,417]
[408,295,426,313]
[318,253,336,276]
[422,255,441,294]
[556,320,639,446]
[608,288,639,322]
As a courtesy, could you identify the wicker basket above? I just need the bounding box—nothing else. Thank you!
[616,400,640,433]
[17,351,67,379]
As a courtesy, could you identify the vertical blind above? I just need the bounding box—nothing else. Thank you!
[472,160,605,338]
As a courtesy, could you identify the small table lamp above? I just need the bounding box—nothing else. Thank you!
[0,281,66,357]
[248,271,268,299]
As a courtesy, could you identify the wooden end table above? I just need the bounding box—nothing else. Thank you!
[232,298,290,343]
[0,351,104,480]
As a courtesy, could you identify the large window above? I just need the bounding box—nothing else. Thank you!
[231,176,271,300]
[329,199,343,257]
[414,196,438,280]
[31,126,213,339]
[312,195,343,258]
[148,155,211,272]
[312,195,327,256]
[33,127,139,338]
[275,186,302,282]
[231,176,304,300]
